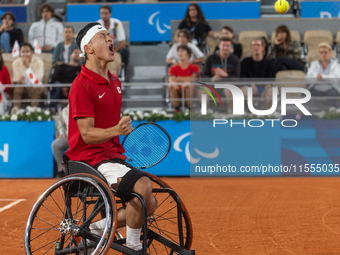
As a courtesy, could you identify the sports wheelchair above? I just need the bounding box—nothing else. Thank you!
[24,157,194,255]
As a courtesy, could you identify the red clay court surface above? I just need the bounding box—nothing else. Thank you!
[2,177,340,254]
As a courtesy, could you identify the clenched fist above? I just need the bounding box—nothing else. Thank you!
[118,116,133,136]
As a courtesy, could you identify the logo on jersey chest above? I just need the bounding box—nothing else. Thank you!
[117,87,121,93]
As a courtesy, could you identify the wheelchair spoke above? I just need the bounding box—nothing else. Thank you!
[41,203,63,222]
[149,219,179,244]
[49,193,65,217]
[31,236,60,254]
[34,215,60,230]
[30,222,60,241]
[152,214,179,225]
[154,204,177,222]
[156,193,172,208]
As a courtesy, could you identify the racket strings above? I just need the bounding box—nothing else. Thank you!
[123,124,170,169]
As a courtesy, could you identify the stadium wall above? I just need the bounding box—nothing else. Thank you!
[2,120,340,178]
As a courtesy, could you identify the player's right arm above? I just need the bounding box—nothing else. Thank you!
[76,116,133,144]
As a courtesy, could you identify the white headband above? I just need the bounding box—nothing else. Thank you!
[79,24,107,58]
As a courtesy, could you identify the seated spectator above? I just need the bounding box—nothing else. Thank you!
[168,45,199,112]
[97,5,129,75]
[269,24,304,72]
[176,3,217,48]
[166,29,205,65]
[52,26,78,65]
[28,3,64,53]
[240,37,275,110]
[52,104,69,178]
[306,42,340,97]
[204,37,240,81]
[11,42,44,114]
[0,51,11,114]
[214,25,242,59]
[0,12,24,53]
[204,37,240,111]
[49,48,82,109]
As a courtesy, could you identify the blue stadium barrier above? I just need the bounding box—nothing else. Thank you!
[1,120,340,178]
[301,1,340,18]
[0,6,27,22]
[0,121,54,178]
[67,2,260,42]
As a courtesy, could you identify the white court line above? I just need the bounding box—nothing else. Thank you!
[0,199,26,213]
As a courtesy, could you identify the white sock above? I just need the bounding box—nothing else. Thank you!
[126,226,142,250]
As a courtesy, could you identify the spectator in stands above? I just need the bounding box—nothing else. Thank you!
[11,42,44,114]
[52,104,69,178]
[28,3,64,53]
[97,5,129,75]
[168,45,199,112]
[269,24,304,72]
[52,26,78,65]
[204,37,240,81]
[0,12,24,53]
[0,51,11,113]
[240,37,275,110]
[49,48,82,109]
[166,29,205,65]
[214,25,242,59]
[204,37,240,111]
[306,42,340,96]
[177,3,217,48]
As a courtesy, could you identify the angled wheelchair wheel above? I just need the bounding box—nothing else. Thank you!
[146,173,193,254]
[115,172,193,255]
[25,174,117,255]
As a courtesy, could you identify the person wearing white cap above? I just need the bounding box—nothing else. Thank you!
[66,22,157,252]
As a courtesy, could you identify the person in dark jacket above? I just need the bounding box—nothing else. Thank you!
[0,12,23,53]
[204,37,240,111]
[241,37,275,110]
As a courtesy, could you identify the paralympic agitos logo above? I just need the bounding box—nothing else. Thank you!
[198,83,312,128]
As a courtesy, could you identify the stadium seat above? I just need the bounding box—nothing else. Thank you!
[238,30,268,59]
[306,49,336,66]
[276,70,306,97]
[335,31,340,58]
[206,33,219,56]
[303,30,333,52]
[36,53,53,85]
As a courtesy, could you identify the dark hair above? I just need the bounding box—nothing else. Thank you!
[100,5,112,13]
[71,47,81,54]
[222,25,235,39]
[64,25,74,33]
[76,22,101,59]
[275,24,291,45]
[1,12,16,23]
[219,36,233,45]
[0,51,3,71]
[178,29,191,41]
[39,3,54,15]
[184,3,207,26]
[177,44,192,56]
[252,37,269,57]
[21,42,34,51]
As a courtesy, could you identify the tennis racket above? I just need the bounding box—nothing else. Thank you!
[121,122,171,169]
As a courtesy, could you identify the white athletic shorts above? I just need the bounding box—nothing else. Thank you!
[97,162,131,187]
